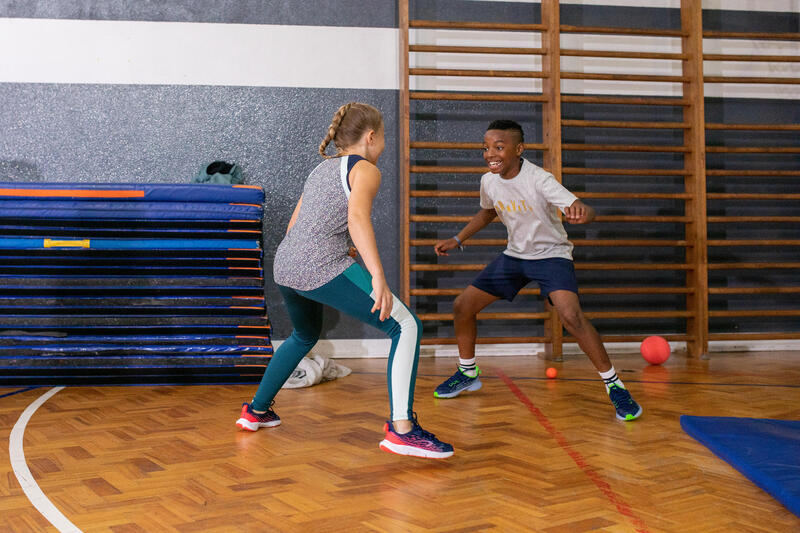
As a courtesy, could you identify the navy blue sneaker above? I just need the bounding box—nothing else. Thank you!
[608,384,643,421]
[434,367,482,398]
[380,414,454,459]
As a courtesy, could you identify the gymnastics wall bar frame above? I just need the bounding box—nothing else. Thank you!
[398,0,799,358]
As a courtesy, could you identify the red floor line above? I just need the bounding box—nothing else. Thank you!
[496,369,650,533]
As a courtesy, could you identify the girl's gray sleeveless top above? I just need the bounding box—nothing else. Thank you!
[273,155,359,291]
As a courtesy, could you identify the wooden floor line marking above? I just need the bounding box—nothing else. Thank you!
[496,369,650,533]
[9,386,82,533]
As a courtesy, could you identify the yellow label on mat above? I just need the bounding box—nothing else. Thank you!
[44,238,91,248]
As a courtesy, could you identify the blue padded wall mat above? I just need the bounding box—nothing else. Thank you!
[0,182,264,204]
[681,415,800,517]
[0,182,271,385]
[0,237,259,249]
[0,200,262,219]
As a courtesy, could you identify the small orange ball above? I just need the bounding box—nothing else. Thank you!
[641,335,671,365]
[545,367,557,379]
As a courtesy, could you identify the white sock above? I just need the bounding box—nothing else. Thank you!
[599,366,624,392]
[458,357,478,378]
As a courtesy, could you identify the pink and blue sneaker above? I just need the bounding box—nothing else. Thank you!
[379,413,454,459]
[236,402,281,431]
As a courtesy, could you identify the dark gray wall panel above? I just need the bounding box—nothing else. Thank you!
[0,83,399,339]
[0,0,397,27]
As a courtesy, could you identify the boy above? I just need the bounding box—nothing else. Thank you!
[432,119,642,421]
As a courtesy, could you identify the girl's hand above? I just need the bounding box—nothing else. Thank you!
[371,276,393,321]
[564,200,594,224]
[434,238,460,256]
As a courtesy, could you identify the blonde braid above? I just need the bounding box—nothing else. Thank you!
[318,102,354,158]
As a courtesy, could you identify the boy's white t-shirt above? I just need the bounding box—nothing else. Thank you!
[479,158,578,260]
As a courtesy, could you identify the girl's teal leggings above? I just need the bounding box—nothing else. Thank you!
[252,264,422,421]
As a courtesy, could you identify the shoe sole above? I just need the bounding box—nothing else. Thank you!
[235,417,282,431]
[616,405,643,421]
[433,378,482,399]
[379,439,454,459]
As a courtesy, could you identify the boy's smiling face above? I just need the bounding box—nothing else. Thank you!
[483,129,524,179]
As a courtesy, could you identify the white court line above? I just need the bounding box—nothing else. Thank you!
[9,386,82,533]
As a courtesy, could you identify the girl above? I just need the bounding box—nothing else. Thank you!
[236,103,453,459]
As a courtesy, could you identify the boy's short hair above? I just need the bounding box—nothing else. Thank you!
[487,119,524,144]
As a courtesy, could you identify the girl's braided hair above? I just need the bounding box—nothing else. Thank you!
[319,102,383,158]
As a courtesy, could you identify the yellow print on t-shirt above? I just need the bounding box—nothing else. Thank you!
[495,199,532,213]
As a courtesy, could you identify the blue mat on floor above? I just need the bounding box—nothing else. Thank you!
[681,415,800,517]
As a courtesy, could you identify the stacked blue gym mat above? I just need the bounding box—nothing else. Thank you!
[0,182,272,386]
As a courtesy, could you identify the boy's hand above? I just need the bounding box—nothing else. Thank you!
[563,200,594,224]
[434,238,460,256]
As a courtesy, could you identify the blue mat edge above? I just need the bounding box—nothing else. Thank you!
[680,415,800,518]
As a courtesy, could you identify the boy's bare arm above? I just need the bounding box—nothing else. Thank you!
[564,199,595,224]
[434,208,498,256]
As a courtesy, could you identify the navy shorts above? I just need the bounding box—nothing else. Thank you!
[471,254,578,302]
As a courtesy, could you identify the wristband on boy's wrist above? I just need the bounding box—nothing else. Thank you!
[452,235,464,250]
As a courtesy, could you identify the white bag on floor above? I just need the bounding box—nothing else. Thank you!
[281,353,352,389]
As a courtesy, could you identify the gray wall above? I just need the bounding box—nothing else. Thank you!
[0,1,398,339]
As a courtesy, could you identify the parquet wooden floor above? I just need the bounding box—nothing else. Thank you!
[2,351,799,532]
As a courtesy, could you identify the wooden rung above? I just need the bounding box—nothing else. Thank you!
[562,167,691,176]
[412,165,696,175]
[585,310,692,319]
[594,215,691,223]
[420,336,549,345]
[562,72,690,83]
[562,119,690,129]
[560,49,686,60]
[411,190,479,198]
[410,141,547,150]
[411,287,693,296]
[706,123,800,131]
[707,216,800,223]
[410,91,548,102]
[411,263,693,271]
[419,312,549,321]
[562,143,689,152]
[706,146,800,154]
[409,238,689,247]
[410,68,548,78]
[708,332,800,340]
[410,215,476,223]
[704,76,800,84]
[420,310,693,321]
[410,44,546,55]
[561,95,688,106]
[565,334,692,342]
[707,193,800,200]
[579,263,693,271]
[708,262,800,270]
[411,165,486,174]
[409,214,691,223]
[578,192,692,199]
[707,239,800,246]
[702,30,800,41]
[410,190,692,199]
[560,25,684,37]
[410,20,547,31]
[710,310,800,318]
[703,53,800,63]
[706,169,800,177]
[709,287,800,295]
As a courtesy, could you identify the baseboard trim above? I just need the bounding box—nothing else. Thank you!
[271,338,800,358]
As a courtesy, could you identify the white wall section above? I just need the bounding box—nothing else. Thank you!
[0,18,399,90]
